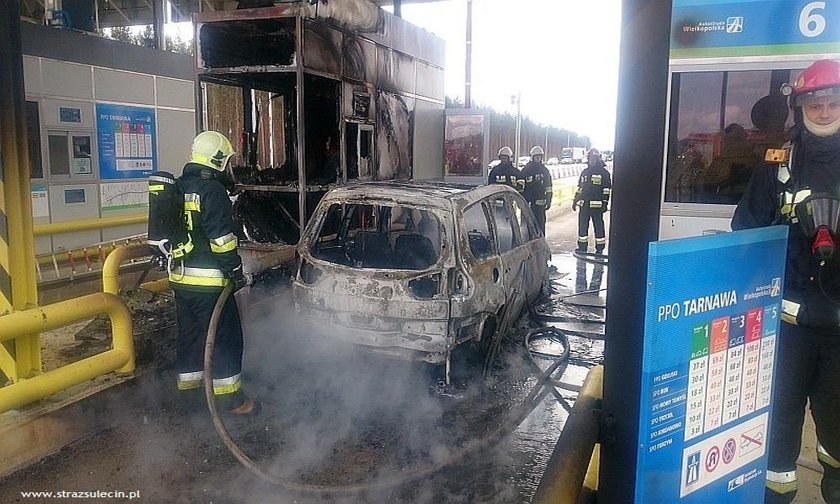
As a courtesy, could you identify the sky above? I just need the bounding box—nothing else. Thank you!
[159,0,622,149]
[391,0,623,149]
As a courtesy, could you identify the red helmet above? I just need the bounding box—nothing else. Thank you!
[783,59,840,106]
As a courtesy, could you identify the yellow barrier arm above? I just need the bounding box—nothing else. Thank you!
[0,292,135,414]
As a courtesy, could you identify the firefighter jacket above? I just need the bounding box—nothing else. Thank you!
[520,160,552,207]
[169,163,242,292]
[575,160,612,210]
[488,160,523,191]
[732,134,840,329]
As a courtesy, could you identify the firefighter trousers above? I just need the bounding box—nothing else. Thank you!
[577,206,606,252]
[530,203,547,236]
[173,287,244,397]
[766,322,840,503]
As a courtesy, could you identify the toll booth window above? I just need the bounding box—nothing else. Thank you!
[48,133,70,176]
[311,203,441,270]
[26,101,43,178]
[665,69,793,205]
[463,202,494,259]
[490,197,515,253]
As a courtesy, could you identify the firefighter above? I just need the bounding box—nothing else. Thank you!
[732,59,840,504]
[488,146,523,191]
[521,146,552,234]
[170,131,259,415]
[573,148,612,253]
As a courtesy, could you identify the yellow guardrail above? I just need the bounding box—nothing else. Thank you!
[533,365,604,504]
[33,214,147,237]
[102,243,169,295]
[0,292,135,414]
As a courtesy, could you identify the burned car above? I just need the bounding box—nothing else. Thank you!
[293,182,550,379]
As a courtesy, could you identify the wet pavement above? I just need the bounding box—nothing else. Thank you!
[0,210,608,504]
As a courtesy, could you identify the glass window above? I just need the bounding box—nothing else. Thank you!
[203,82,245,168]
[665,69,793,205]
[512,196,536,243]
[463,202,494,259]
[490,197,515,253]
[48,133,69,176]
[311,203,441,270]
[26,101,43,178]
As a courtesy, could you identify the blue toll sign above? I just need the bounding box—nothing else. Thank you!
[672,0,840,58]
[95,103,157,180]
[635,226,788,503]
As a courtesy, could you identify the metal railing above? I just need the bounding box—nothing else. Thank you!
[0,292,135,414]
[35,235,148,284]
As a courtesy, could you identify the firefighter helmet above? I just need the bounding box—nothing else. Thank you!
[191,131,235,171]
[783,60,840,105]
[782,60,840,136]
[529,146,545,157]
[498,146,513,158]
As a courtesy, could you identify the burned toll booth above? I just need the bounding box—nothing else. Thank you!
[193,0,445,245]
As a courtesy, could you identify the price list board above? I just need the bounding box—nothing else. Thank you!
[635,227,788,503]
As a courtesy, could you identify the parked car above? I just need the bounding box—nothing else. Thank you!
[293,182,550,382]
[546,157,560,166]
[517,156,530,168]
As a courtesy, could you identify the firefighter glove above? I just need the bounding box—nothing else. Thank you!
[230,265,248,292]
[572,200,579,211]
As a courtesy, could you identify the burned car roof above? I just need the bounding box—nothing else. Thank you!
[321,181,518,207]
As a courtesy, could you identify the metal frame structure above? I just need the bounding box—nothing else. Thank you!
[193,0,445,235]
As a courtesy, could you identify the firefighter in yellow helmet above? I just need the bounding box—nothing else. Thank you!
[488,146,523,192]
[170,131,259,415]
[520,146,552,234]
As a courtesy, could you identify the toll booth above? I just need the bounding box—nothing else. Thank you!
[193,0,445,244]
[658,3,840,240]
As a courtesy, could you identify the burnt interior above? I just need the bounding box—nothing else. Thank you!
[304,74,341,185]
[199,18,296,68]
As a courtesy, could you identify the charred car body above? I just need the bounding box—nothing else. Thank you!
[293,182,550,380]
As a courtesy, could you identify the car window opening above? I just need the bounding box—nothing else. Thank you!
[312,203,442,270]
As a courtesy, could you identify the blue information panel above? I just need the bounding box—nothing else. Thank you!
[96,103,157,180]
[635,226,788,503]
[672,0,840,57]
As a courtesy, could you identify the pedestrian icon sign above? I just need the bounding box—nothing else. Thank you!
[686,452,701,485]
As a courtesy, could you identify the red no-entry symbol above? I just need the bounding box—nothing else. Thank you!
[706,446,721,472]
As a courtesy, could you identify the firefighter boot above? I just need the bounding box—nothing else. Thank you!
[218,390,262,416]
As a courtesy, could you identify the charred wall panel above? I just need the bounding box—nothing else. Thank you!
[342,35,377,84]
[393,51,416,96]
[415,62,444,102]
[303,20,343,76]
[376,91,413,181]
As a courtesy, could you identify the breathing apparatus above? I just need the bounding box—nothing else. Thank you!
[794,193,840,262]
[147,131,236,274]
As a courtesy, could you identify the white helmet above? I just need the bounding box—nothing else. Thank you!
[530,145,545,157]
[191,131,235,172]
[498,146,513,157]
